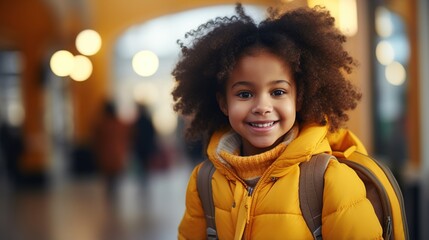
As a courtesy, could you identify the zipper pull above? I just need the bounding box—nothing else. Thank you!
[385,216,392,239]
[247,186,254,196]
[246,186,254,224]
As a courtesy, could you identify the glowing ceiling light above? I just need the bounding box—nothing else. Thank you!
[385,61,406,86]
[76,29,102,56]
[50,50,74,77]
[70,55,93,82]
[339,0,358,36]
[375,7,393,38]
[376,40,395,65]
[132,50,159,77]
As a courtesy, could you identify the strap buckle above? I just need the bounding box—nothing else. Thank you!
[207,227,218,240]
[313,226,322,240]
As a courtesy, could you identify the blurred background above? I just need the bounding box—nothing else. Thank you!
[0,0,428,239]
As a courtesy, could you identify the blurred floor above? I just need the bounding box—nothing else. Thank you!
[0,159,193,240]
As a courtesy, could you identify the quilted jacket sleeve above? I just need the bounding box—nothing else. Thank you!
[322,160,383,240]
[178,164,207,240]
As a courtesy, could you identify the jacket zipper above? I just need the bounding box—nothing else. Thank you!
[213,158,280,238]
[243,166,279,239]
[247,186,254,196]
[246,186,254,224]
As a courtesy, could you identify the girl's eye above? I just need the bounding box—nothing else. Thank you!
[272,89,286,96]
[237,91,253,99]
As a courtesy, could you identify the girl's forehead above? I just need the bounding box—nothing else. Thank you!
[235,50,292,72]
[239,46,289,62]
[228,53,294,83]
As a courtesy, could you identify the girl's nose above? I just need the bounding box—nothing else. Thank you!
[251,96,273,115]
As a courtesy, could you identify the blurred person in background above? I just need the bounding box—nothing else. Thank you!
[0,120,24,187]
[93,100,131,200]
[131,103,157,183]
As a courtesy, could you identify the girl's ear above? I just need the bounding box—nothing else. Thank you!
[216,93,228,116]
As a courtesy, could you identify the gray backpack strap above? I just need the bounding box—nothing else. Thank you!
[197,159,218,240]
[299,153,334,240]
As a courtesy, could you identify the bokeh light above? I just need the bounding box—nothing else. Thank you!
[385,61,406,86]
[132,50,159,77]
[376,41,395,65]
[50,50,74,77]
[338,0,358,36]
[70,55,93,81]
[375,7,393,37]
[7,102,25,127]
[76,29,102,56]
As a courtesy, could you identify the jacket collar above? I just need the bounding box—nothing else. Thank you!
[206,123,367,180]
[207,123,332,176]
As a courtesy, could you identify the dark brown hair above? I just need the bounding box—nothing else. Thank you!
[172,3,361,140]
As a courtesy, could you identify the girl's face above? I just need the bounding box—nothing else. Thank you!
[219,50,297,156]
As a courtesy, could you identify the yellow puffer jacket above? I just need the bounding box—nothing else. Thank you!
[178,124,383,239]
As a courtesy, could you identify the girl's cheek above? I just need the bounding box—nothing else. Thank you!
[228,100,246,112]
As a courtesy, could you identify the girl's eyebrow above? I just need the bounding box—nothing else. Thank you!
[231,79,292,89]
[231,81,252,89]
[272,80,292,86]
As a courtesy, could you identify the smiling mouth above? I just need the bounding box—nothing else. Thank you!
[249,121,276,128]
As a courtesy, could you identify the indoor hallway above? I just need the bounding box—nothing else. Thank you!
[0,159,193,240]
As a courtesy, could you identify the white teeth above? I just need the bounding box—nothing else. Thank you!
[250,122,274,128]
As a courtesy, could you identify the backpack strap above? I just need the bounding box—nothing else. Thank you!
[197,159,218,240]
[299,153,334,240]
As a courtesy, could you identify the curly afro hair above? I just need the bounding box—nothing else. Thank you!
[172,3,361,140]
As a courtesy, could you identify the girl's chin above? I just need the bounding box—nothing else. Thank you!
[251,137,283,148]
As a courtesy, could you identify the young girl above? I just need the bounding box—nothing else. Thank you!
[172,4,382,239]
